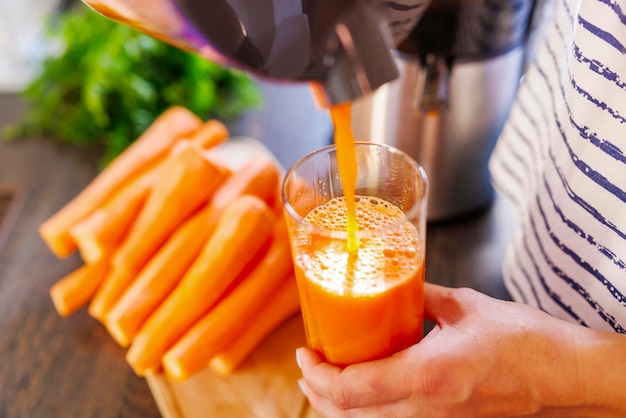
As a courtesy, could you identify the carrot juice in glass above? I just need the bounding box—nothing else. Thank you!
[282,141,428,367]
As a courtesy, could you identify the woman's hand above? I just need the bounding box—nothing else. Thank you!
[296,283,626,417]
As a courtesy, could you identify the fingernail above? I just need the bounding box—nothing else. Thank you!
[295,348,302,369]
[297,378,307,396]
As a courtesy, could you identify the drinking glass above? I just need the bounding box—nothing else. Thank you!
[282,142,428,367]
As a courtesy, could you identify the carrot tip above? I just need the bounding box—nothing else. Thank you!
[208,357,234,376]
[162,358,187,382]
[105,321,131,348]
[77,240,104,265]
[49,291,72,317]
[87,302,105,323]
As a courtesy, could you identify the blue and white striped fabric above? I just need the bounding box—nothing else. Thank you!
[489,0,626,333]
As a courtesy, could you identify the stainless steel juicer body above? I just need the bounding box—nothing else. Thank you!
[352,0,539,221]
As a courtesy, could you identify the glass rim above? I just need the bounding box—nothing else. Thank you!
[281,141,428,239]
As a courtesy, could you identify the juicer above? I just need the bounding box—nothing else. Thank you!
[80,0,548,220]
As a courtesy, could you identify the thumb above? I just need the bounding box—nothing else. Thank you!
[423,282,465,324]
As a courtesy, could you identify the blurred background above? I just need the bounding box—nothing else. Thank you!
[0,0,68,91]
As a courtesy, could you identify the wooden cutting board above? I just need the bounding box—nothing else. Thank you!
[145,137,321,418]
[146,314,321,418]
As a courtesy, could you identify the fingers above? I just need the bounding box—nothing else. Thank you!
[297,347,415,411]
[297,348,342,401]
[424,282,450,323]
[296,349,364,417]
[301,378,420,418]
[299,378,354,418]
[423,282,472,324]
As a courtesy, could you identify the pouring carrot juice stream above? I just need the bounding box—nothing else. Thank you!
[292,101,425,367]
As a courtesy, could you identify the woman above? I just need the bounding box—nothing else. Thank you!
[296,0,626,415]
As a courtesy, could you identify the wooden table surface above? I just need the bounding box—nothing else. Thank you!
[0,81,514,418]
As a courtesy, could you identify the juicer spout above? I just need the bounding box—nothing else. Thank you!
[318,4,400,105]
[419,53,450,112]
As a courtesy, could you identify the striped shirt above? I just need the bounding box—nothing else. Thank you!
[489,0,626,333]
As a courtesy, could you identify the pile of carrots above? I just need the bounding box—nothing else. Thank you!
[43,106,300,381]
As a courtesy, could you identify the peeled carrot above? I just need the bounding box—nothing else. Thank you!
[49,258,110,317]
[68,170,155,265]
[88,266,135,322]
[209,275,300,375]
[68,120,229,265]
[40,106,202,258]
[162,219,294,381]
[103,156,281,347]
[178,155,279,234]
[186,119,229,149]
[208,156,280,214]
[104,204,214,347]
[126,195,276,376]
[111,145,231,273]
[269,179,284,217]
[88,148,231,321]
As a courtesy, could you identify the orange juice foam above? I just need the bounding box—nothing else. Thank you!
[294,195,424,367]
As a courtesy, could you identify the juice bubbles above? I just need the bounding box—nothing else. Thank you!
[295,195,424,366]
[282,142,428,367]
